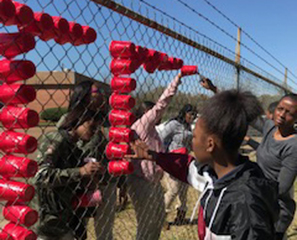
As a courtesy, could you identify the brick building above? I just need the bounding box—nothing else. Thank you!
[26,70,111,114]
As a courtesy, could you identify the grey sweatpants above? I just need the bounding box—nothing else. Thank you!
[127,175,166,240]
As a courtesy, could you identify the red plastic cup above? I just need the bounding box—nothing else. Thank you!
[0,155,38,178]
[106,142,131,159]
[147,49,160,62]
[0,232,13,240]
[4,223,37,240]
[0,32,35,59]
[40,16,69,42]
[3,204,38,227]
[174,58,184,69]
[0,0,15,25]
[0,60,36,83]
[158,52,168,63]
[135,46,149,61]
[143,61,160,74]
[5,2,33,27]
[72,190,102,208]
[21,12,54,36]
[110,59,139,76]
[0,106,39,129]
[109,127,134,143]
[181,65,198,76]
[109,94,135,110]
[108,160,134,176]
[0,84,36,105]
[55,21,83,45]
[0,131,37,154]
[110,77,136,93]
[74,26,97,45]
[109,41,136,59]
[109,110,135,126]
[158,61,173,71]
[0,179,35,202]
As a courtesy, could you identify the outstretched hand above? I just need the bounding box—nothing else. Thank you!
[125,140,156,162]
[200,77,217,93]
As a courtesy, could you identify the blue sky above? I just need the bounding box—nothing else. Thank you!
[3,0,296,92]
[142,0,297,88]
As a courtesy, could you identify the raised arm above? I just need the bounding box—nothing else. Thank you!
[135,74,182,132]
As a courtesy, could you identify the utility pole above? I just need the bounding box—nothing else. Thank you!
[235,27,241,90]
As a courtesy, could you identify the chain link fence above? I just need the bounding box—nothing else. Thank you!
[0,0,295,239]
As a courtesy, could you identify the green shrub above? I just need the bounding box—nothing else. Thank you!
[40,107,68,122]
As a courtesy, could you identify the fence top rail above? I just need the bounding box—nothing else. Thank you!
[92,0,290,93]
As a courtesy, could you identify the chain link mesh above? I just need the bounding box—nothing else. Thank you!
[0,0,295,239]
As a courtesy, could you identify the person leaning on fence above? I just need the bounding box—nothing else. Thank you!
[126,89,279,240]
[34,107,104,240]
[203,79,297,240]
[158,104,196,227]
[126,72,191,240]
[56,80,118,240]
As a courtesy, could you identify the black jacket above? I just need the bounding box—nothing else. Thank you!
[156,153,279,240]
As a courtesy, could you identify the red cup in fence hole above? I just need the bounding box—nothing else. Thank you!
[143,61,159,74]
[5,2,33,27]
[3,204,38,227]
[106,142,131,159]
[0,60,36,83]
[158,52,168,63]
[158,61,173,71]
[0,179,35,202]
[108,160,134,176]
[174,58,184,69]
[135,46,148,61]
[0,131,37,154]
[109,127,134,142]
[21,12,54,36]
[4,223,37,240]
[181,65,198,76]
[109,110,135,126]
[55,21,83,45]
[0,232,13,240]
[109,94,135,110]
[74,26,97,45]
[110,59,139,76]
[40,16,69,42]
[0,155,38,178]
[0,84,36,105]
[111,77,136,93]
[0,32,35,59]
[147,49,160,62]
[109,40,136,59]
[0,106,39,129]
[72,190,102,208]
[0,0,16,25]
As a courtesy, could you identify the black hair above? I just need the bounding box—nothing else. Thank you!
[200,90,263,153]
[279,93,297,104]
[68,81,93,112]
[267,101,278,114]
[173,104,196,130]
[59,106,101,131]
[134,101,155,120]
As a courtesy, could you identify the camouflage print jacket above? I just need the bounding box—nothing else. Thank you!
[34,130,92,237]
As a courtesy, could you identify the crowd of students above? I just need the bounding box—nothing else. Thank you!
[33,72,297,240]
